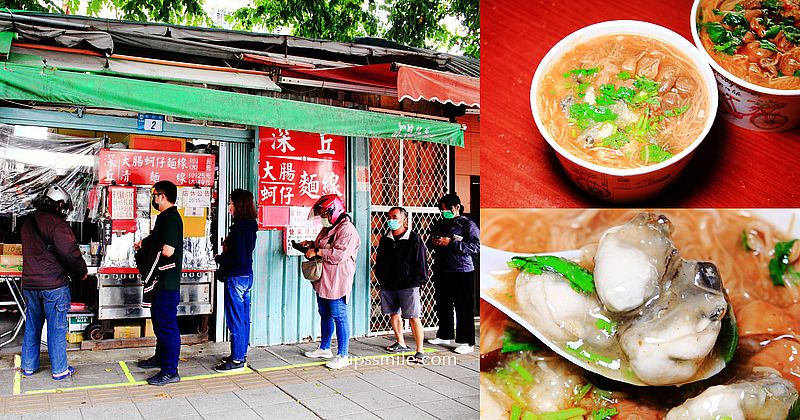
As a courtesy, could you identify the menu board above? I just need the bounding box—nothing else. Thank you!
[257,127,346,229]
[98,149,215,187]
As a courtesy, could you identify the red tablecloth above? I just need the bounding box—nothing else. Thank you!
[482,0,800,208]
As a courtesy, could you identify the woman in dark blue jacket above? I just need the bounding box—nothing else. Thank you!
[428,193,480,354]
[214,189,258,372]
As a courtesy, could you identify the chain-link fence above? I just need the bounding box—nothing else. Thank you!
[368,138,449,334]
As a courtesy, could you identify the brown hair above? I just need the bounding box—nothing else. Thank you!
[230,189,257,220]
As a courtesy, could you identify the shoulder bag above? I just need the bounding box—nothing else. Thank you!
[301,232,336,282]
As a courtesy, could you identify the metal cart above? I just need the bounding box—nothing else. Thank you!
[84,268,214,340]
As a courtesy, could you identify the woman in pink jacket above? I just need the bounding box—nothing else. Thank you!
[301,195,360,369]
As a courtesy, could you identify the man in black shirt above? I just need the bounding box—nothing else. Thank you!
[134,180,183,386]
[374,207,428,363]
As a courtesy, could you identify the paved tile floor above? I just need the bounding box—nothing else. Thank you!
[0,330,479,419]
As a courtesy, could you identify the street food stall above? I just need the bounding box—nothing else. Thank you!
[0,126,218,346]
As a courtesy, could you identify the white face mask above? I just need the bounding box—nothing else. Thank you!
[321,217,333,228]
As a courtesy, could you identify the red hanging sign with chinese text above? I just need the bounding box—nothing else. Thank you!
[97,149,215,187]
[257,127,346,228]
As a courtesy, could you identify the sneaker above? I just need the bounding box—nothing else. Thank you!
[137,356,160,369]
[52,366,75,380]
[304,348,334,359]
[427,338,451,345]
[20,368,35,377]
[214,359,246,373]
[146,372,180,386]
[409,352,428,364]
[325,355,350,369]
[220,355,247,364]
[454,344,474,354]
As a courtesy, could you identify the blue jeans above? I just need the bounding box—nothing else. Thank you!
[21,285,70,375]
[151,289,181,375]
[317,295,349,357]
[224,275,252,361]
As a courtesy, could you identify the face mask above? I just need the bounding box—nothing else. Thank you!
[151,198,160,211]
[321,217,333,228]
[441,211,455,219]
[387,219,401,230]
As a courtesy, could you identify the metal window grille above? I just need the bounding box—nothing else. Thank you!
[368,138,449,334]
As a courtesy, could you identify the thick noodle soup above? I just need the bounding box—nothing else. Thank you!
[698,0,800,90]
[537,34,710,169]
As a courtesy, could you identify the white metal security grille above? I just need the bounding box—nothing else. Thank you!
[369,138,450,334]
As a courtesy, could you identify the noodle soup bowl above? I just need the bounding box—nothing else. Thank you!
[691,0,800,132]
[531,21,718,203]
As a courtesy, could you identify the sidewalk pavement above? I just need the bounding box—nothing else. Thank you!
[0,330,479,420]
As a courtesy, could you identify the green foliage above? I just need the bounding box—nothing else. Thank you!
[228,0,480,57]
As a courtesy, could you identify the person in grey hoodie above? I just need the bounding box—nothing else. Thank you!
[214,189,258,372]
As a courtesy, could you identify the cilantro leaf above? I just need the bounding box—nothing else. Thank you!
[616,71,631,80]
[591,407,619,420]
[640,144,674,164]
[563,67,599,79]
[569,103,618,129]
[794,70,800,77]
[704,22,745,55]
[501,327,540,354]
[602,131,629,149]
[760,40,779,52]
[564,342,616,366]
[629,116,660,141]
[768,239,797,286]
[787,397,800,420]
[784,25,800,45]
[508,255,595,294]
[763,24,782,39]
[631,76,661,105]
[664,104,691,117]
[762,0,783,11]
[719,304,738,363]
[598,84,635,104]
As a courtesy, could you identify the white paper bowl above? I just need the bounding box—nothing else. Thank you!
[530,20,719,203]
[691,0,800,132]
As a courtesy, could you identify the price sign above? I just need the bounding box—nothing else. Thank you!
[138,114,165,132]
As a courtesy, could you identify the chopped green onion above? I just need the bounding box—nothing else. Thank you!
[663,104,690,118]
[572,382,592,402]
[509,361,534,383]
[760,40,779,52]
[595,318,618,336]
[563,67,599,79]
[510,404,522,420]
[616,71,631,80]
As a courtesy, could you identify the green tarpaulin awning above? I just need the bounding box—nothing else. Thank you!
[0,62,464,146]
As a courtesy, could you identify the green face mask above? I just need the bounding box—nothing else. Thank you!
[441,210,455,219]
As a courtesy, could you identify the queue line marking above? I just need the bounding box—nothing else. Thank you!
[119,361,136,383]
[16,347,442,395]
[13,354,20,396]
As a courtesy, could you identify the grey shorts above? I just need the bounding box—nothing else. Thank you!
[379,287,421,319]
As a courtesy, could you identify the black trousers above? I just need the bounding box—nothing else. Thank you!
[432,271,475,346]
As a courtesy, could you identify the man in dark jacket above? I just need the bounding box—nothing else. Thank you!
[374,206,428,362]
[20,185,87,380]
[134,180,183,386]
[428,193,480,355]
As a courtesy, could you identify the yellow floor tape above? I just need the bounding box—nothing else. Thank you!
[16,347,441,395]
[13,354,20,396]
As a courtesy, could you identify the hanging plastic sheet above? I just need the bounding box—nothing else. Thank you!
[0,124,102,221]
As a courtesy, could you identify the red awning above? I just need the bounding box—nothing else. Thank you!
[284,63,398,89]
[397,65,479,108]
[284,63,480,108]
